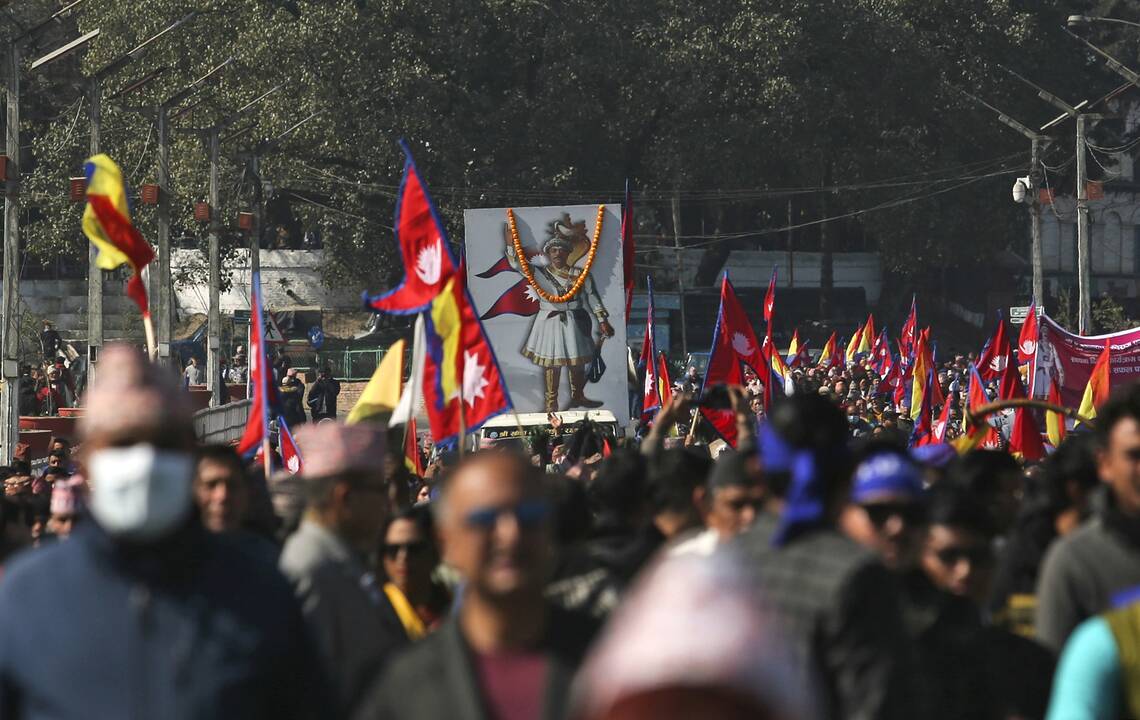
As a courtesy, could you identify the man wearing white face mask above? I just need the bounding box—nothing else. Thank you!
[0,345,327,719]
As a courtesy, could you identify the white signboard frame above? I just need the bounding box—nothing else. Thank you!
[463,204,629,427]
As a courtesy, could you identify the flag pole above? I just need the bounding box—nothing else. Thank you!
[457,382,467,458]
[142,312,157,362]
[262,435,271,482]
[686,405,701,440]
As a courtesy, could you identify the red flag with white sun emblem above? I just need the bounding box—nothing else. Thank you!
[421,263,513,446]
[480,278,540,320]
[362,141,458,314]
[698,274,765,447]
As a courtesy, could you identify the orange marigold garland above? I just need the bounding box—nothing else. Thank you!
[507,205,604,304]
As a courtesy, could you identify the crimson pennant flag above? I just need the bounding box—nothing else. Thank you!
[480,278,540,320]
[699,274,765,447]
[476,256,513,279]
[900,295,918,359]
[278,415,304,475]
[363,141,458,314]
[622,180,636,324]
[1018,300,1039,368]
[1000,359,1046,461]
[763,265,777,326]
[639,276,663,420]
[976,314,1012,382]
[656,351,674,408]
[817,331,840,369]
[963,366,1002,450]
[421,262,513,445]
[237,272,280,460]
[877,360,903,398]
[910,370,936,447]
[872,328,892,375]
[933,393,953,443]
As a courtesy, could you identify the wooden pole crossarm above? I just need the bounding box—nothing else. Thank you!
[966,398,1093,429]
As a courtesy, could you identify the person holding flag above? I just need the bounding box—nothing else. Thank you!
[638,276,663,421]
[698,274,765,446]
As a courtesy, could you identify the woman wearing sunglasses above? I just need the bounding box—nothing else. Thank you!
[379,506,451,640]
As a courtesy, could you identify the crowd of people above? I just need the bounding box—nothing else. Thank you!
[0,341,1138,719]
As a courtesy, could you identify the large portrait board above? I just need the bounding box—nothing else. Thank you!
[463,205,630,428]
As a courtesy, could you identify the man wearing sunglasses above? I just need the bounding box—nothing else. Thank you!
[279,422,406,719]
[671,449,763,557]
[841,449,928,572]
[355,451,598,720]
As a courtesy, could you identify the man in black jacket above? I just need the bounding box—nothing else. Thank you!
[354,451,597,720]
[0,345,326,719]
[736,395,917,720]
[307,366,341,422]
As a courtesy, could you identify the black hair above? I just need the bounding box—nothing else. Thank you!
[765,394,853,499]
[947,450,1020,499]
[1097,383,1140,448]
[380,504,436,548]
[196,444,246,478]
[588,450,648,522]
[1038,433,1099,515]
[648,448,712,514]
[926,484,994,538]
[545,473,592,545]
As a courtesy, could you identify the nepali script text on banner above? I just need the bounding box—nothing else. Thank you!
[1030,314,1140,407]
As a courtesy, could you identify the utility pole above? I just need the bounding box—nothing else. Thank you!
[155,105,172,363]
[786,198,794,288]
[250,153,262,279]
[207,127,221,405]
[1076,114,1091,334]
[1,1,89,462]
[998,66,1094,332]
[954,88,1051,306]
[1029,136,1044,306]
[1060,27,1140,332]
[1,41,20,465]
[82,13,196,380]
[182,83,280,406]
[671,191,688,358]
[87,76,102,377]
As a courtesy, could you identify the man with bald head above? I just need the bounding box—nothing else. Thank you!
[354,450,598,720]
[0,344,325,719]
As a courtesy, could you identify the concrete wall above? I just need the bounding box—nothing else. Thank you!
[173,249,361,314]
[18,278,145,342]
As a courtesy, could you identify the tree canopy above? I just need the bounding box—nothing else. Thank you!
[5,0,1126,304]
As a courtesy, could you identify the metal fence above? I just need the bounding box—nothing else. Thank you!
[270,347,386,381]
[194,399,252,445]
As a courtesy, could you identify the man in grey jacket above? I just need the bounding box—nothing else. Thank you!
[279,422,407,717]
[1036,384,1140,652]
